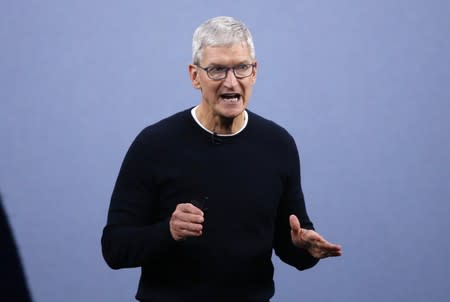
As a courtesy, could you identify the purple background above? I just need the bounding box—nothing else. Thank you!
[1,1,449,301]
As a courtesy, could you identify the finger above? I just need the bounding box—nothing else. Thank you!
[172,227,202,240]
[179,228,203,238]
[178,203,204,216]
[171,210,205,223]
[318,244,341,255]
[315,238,341,250]
[301,231,342,256]
[314,241,343,256]
[309,244,341,258]
[312,250,338,259]
[289,215,301,233]
[172,218,203,232]
[170,220,203,240]
[177,212,204,224]
[324,242,342,251]
[181,221,203,232]
[328,250,343,257]
[320,249,342,258]
[325,244,343,255]
[304,230,339,250]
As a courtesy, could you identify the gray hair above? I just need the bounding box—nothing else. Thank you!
[192,16,255,65]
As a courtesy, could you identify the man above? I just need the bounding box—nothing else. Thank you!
[101,16,342,302]
[0,194,33,302]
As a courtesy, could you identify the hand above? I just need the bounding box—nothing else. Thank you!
[169,203,204,241]
[289,215,342,259]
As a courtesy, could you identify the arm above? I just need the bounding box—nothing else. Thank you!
[273,179,320,271]
[273,134,341,270]
[272,135,320,270]
[101,133,177,269]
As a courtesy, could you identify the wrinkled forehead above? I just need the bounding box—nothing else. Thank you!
[199,43,253,65]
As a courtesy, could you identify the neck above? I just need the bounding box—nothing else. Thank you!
[196,106,245,135]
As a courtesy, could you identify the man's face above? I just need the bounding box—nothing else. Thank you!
[189,43,257,120]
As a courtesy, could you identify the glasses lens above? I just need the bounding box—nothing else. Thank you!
[234,64,253,77]
[208,66,227,80]
[203,64,253,80]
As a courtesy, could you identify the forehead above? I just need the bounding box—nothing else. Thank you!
[201,43,252,65]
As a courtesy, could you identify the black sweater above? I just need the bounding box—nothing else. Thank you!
[101,109,319,301]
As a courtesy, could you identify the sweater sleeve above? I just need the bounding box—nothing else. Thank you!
[101,130,177,269]
[273,134,319,270]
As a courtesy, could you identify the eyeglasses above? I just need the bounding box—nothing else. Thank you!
[196,63,256,80]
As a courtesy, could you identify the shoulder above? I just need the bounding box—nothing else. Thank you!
[123,108,193,157]
[136,108,193,142]
[247,110,297,147]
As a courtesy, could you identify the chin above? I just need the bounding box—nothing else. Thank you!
[218,101,246,115]
[217,107,245,119]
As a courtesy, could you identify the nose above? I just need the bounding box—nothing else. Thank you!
[223,68,238,88]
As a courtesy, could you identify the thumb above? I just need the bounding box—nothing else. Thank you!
[289,215,301,233]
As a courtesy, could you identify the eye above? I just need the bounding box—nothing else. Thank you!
[208,66,227,74]
[235,64,250,71]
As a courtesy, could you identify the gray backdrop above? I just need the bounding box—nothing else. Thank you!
[1,0,449,301]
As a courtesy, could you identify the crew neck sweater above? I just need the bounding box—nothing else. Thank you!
[102,108,319,302]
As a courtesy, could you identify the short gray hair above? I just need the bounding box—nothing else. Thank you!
[192,16,255,65]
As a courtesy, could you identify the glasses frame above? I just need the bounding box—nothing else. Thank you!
[196,63,256,81]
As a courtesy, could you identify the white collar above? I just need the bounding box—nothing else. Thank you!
[190,106,248,136]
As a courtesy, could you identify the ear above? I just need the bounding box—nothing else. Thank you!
[251,61,258,84]
[189,64,201,89]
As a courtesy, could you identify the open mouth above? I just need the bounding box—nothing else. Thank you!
[220,93,241,103]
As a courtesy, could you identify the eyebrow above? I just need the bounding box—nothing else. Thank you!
[207,60,252,67]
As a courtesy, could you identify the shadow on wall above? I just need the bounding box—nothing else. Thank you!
[0,192,33,302]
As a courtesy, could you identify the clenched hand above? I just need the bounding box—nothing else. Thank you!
[170,203,204,241]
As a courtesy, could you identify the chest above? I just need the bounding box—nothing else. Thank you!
[151,142,287,222]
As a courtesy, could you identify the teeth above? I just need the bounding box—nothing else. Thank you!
[221,97,239,102]
[221,94,240,103]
